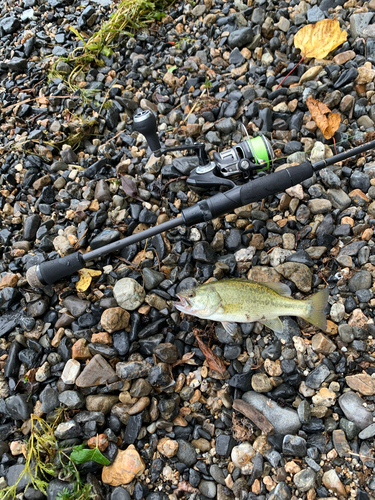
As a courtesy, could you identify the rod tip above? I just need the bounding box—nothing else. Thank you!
[26,266,44,289]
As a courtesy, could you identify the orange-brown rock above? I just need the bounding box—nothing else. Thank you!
[72,338,92,360]
[101,307,130,333]
[91,332,112,345]
[0,273,18,290]
[157,437,179,457]
[88,434,109,452]
[102,445,145,486]
[346,373,375,396]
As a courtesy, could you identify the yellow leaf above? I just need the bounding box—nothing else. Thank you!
[294,19,347,59]
[306,96,341,140]
[76,268,102,292]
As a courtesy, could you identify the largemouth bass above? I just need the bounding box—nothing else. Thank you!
[175,279,329,335]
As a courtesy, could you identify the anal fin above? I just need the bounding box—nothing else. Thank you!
[261,317,284,333]
[221,321,238,336]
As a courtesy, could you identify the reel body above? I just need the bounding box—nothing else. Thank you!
[133,110,274,190]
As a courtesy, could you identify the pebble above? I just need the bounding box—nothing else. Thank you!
[102,445,145,486]
[113,278,146,310]
[76,354,117,387]
[339,392,373,429]
[242,392,301,434]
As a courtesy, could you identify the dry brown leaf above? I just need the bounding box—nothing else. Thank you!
[76,268,102,292]
[306,96,341,140]
[294,19,347,59]
[193,330,227,376]
[172,352,197,368]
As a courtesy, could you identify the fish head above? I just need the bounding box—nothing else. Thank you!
[175,285,222,318]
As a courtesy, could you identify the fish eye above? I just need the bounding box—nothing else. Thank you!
[188,292,195,298]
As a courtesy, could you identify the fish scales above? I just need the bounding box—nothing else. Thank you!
[200,280,307,323]
[175,278,328,334]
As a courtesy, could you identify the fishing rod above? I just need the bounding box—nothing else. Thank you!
[27,110,375,289]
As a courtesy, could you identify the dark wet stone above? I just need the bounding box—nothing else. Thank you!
[47,479,74,500]
[124,413,143,444]
[334,68,359,89]
[305,363,330,389]
[147,363,173,388]
[112,331,130,356]
[63,296,89,317]
[6,464,32,492]
[142,268,165,290]
[176,439,197,466]
[23,214,41,241]
[283,435,307,457]
[6,394,33,420]
[153,343,179,363]
[228,28,253,48]
[90,229,120,249]
[4,341,22,378]
[215,434,236,457]
[55,420,82,440]
[116,360,152,380]
[111,487,131,500]
[193,241,217,264]
[40,387,60,414]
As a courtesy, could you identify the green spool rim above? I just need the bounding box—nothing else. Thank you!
[248,136,270,171]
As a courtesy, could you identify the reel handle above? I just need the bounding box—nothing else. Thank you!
[133,110,161,152]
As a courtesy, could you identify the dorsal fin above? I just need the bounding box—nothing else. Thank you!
[263,282,292,297]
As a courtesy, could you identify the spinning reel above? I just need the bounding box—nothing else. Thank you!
[133,110,274,189]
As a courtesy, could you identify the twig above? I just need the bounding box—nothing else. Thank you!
[161,175,188,194]
[275,56,305,90]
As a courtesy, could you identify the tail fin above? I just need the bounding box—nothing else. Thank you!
[303,289,329,331]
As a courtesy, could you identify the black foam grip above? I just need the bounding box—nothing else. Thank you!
[133,112,161,152]
[239,161,314,205]
[182,161,314,225]
[38,252,86,285]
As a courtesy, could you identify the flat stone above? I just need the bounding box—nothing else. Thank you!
[86,394,119,414]
[339,391,373,429]
[345,373,375,396]
[311,333,336,355]
[322,469,347,498]
[242,391,301,434]
[358,423,375,440]
[61,359,81,385]
[76,354,118,387]
[332,429,350,457]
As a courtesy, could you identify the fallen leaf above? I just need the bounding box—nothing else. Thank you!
[172,352,197,368]
[76,268,102,292]
[306,96,341,140]
[167,65,177,73]
[121,175,143,202]
[294,19,347,59]
[193,330,227,376]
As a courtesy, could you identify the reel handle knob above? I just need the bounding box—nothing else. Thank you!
[133,110,161,152]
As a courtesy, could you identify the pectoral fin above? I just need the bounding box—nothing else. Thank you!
[261,317,284,333]
[221,321,238,336]
[263,282,291,297]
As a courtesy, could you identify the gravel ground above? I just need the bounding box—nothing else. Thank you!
[1,0,375,499]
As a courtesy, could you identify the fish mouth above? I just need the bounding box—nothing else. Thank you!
[175,294,191,311]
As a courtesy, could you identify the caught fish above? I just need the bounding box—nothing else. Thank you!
[175,279,329,335]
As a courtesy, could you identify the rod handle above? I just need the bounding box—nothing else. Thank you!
[26,252,86,288]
